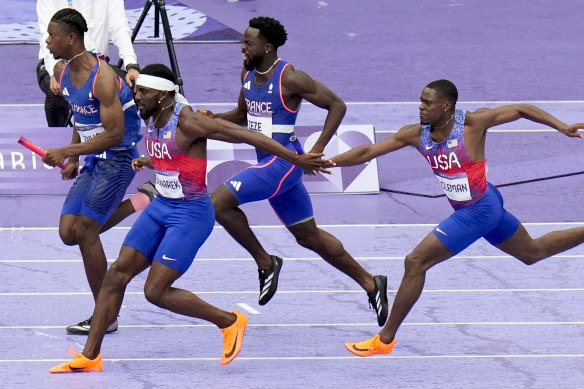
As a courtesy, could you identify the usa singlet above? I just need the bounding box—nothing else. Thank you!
[243,60,299,161]
[421,110,520,255]
[418,109,487,209]
[60,53,142,151]
[144,103,207,199]
[124,103,214,273]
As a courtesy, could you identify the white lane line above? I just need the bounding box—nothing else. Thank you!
[377,128,581,134]
[2,354,584,363]
[3,288,584,296]
[237,303,260,314]
[2,321,584,330]
[2,222,583,231]
[2,254,584,263]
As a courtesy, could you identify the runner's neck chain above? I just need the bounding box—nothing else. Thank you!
[65,50,87,64]
[434,113,454,129]
[255,58,281,75]
[153,101,176,128]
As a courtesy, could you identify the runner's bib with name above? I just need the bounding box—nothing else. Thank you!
[155,170,184,199]
[247,112,273,139]
[76,124,105,143]
[434,171,471,201]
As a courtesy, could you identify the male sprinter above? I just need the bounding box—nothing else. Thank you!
[331,79,584,356]
[205,16,388,326]
[49,63,333,372]
[42,8,155,335]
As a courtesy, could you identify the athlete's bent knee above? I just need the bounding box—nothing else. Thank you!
[403,252,428,275]
[514,251,542,266]
[144,284,166,307]
[74,220,100,244]
[59,229,78,246]
[102,262,133,290]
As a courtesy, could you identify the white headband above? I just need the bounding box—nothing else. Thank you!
[136,74,189,104]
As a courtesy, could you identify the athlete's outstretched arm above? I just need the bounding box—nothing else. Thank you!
[468,104,584,137]
[332,124,419,167]
[178,106,334,174]
[282,67,346,154]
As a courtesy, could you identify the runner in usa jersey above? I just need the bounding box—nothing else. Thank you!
[208,16,389,326]
[144,102,207,200]
[332,79,584,358]
[418,109,487,209]
[48,63,333,373]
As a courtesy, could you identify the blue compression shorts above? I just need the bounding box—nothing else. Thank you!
[123,195,215,273]
[61,148,138,224]
[432,183,520,255]
[225,153,313,226]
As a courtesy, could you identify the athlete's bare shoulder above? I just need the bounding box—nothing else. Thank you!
[396,123,422,141]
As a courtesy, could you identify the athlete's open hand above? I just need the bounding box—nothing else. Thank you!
[296,153,335,175]
[132,156,154,171]
[559,123,584,138]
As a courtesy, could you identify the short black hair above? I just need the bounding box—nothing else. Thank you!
[426,79,458,104]
[249,16,288,49]
[50,8,88,37]
[141,64,177,83]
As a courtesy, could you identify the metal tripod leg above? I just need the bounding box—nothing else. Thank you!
[119,0,185,96]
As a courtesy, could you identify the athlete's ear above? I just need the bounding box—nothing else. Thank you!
[264,42,273,54]
[157,91,167,105]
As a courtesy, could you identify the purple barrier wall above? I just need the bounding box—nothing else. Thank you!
[1,125,378,195]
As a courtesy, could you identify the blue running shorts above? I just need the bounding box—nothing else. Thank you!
[123,195,215,273]
[61,148,138,224]
[432,183,520,254]
[225,154,313,226]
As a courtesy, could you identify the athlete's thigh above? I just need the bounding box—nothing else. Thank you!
[81,150,137,224]
[123,198,167,262]
[409,231,455,270]
[269,180,314,227]
[490,223,532,258]
[153,197,215,274]
[110,244,152,280]
[61,166,93,216]
[144,261,183,295]
[433,208,497,255]
[484,209,521,247]
[224,157,302,205]
[211,183,241,209]
[434,188,505,254]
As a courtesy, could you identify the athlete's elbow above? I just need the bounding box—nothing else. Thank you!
[335,100,347,116]
[110,132,124,146]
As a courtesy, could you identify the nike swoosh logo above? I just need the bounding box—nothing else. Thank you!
[425,145,433,150]
[161,254,177,261]
[351,344,371,352]
[224,333,238,358]
[68,364,86,371]
[435,227,447,236]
